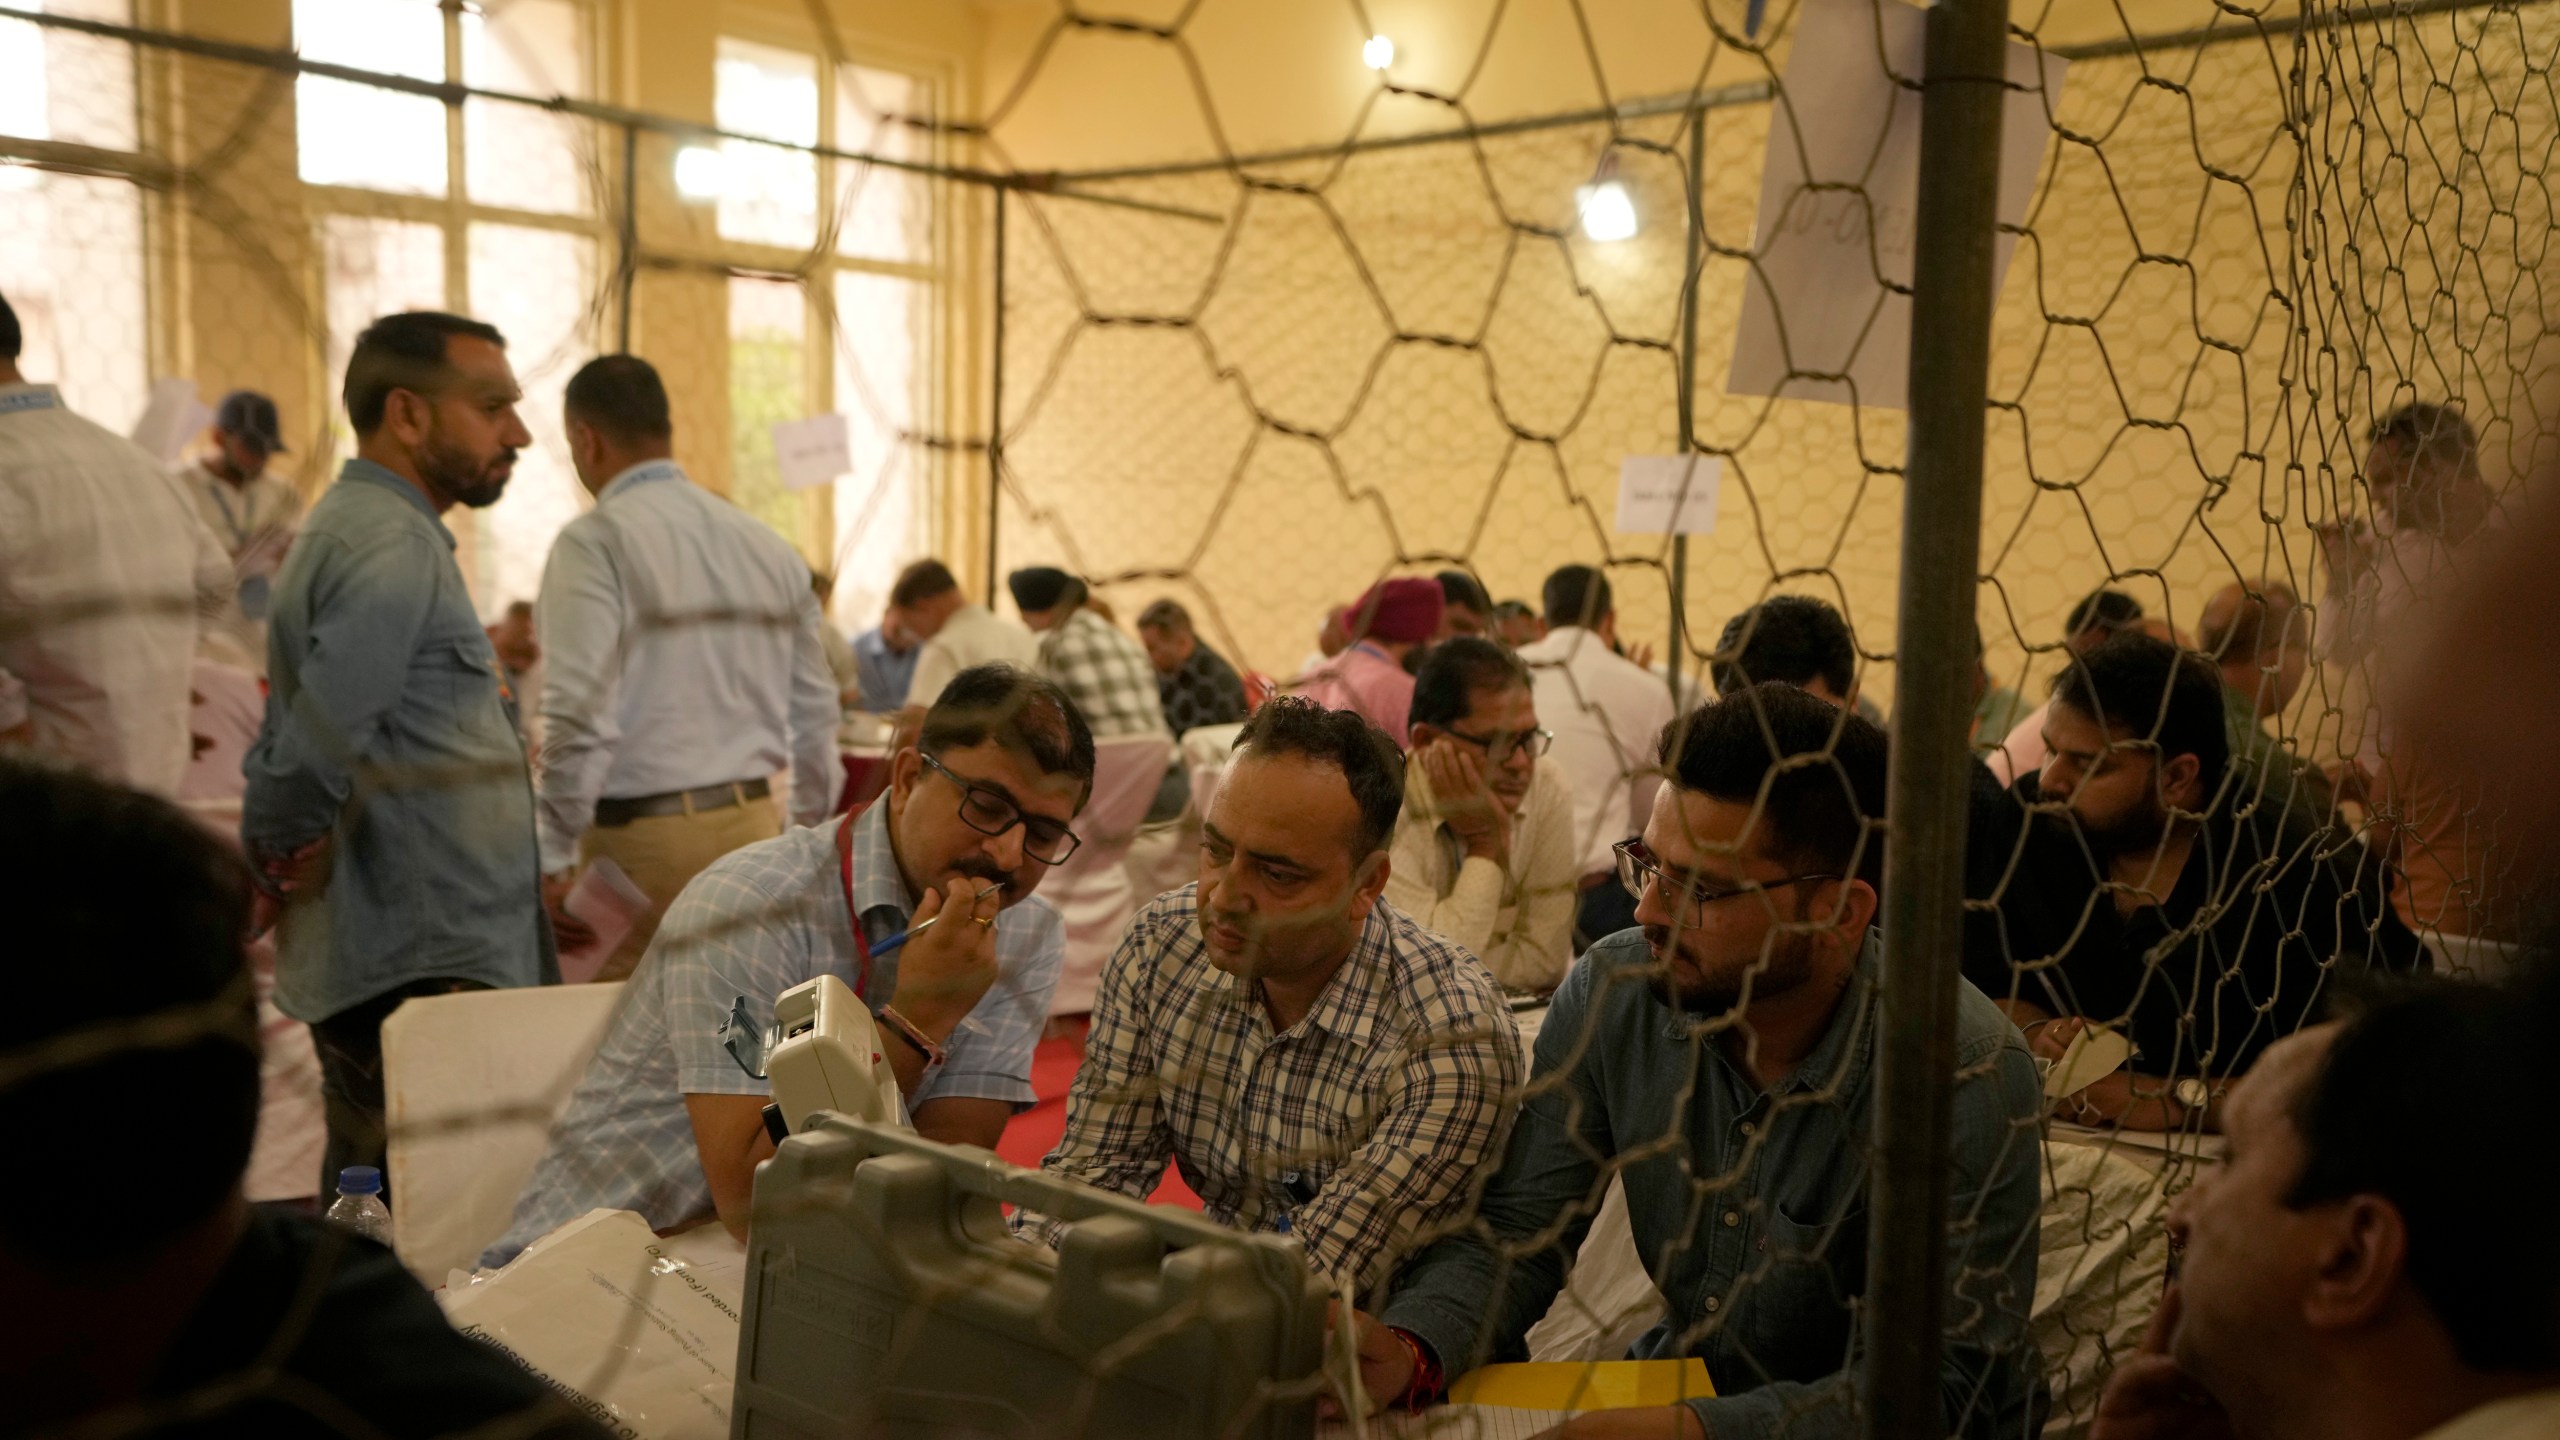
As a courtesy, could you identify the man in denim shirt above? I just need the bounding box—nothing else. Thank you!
[243,311,555,1198]
[1338,683,2047,1439]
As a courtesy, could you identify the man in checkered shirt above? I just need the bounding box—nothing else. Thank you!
[1011,566,1187,818]
[485,664,1091,1266]
[1010,696,1523,1295]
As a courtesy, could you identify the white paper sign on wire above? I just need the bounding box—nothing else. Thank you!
[1617,454,1724,535]
[1726,0,2068,408]
[772,412,853,491]
[130,378,215,465]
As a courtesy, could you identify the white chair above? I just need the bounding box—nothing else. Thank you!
[1043,733,1175,1016]
[382,981,627,1282]
[1181,722,1248,822]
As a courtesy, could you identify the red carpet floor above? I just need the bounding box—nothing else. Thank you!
[996,1017,1201,1210]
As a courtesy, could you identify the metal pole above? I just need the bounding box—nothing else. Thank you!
[986,186,1008,608]
[617,122,638,352]
[1670,103,1706,704]
[1865,0,2010,1432]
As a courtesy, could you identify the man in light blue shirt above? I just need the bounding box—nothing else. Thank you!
[488,663,1093,1264]
[1335,683,2048,1440]
[852,614,919,712]
[535,355,841,980]
[242,311,556,1199]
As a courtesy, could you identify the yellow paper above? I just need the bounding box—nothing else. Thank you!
[1448,1359,1715,1411]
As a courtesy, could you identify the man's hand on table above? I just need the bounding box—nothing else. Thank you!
[1317,1302,1416,1420]
[1530,1407,1705,1440]
[885,876,1006,1041]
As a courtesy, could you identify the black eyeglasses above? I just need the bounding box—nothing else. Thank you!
[1442,726,1554,765]
[1613,839,1837,926]
[921,753,1082,865]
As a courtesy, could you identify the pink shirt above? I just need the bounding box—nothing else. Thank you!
[1294,642,1415,746]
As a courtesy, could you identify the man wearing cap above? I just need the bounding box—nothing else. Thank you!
[181,390,303,674]
[1296,576,1443,747]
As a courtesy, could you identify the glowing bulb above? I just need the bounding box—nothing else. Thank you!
[674,144,727,202]
[1576,179,1639,242]
[1363,34,1395,70]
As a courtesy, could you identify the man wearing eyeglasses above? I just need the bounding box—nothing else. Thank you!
[1385,637,1579,992]
[484,664,1091,1266]
[1012,696,1521,1295]
[1331,683,2047,1440]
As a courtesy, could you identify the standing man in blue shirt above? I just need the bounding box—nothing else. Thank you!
[535,354,841,981]
[1333,683,2048,1440]
[243,310,556,1199]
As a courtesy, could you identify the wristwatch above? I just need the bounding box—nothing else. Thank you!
[2172,1077,2212,1114]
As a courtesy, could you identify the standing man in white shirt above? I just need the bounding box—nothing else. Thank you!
[0,291,229,795]
[179,390,302,673]
[536,355,841,982]
[890,558,1039,742]
[1510,564,1675,949]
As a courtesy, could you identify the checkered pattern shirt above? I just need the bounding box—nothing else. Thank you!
[484,802,1065,1266]
[1037,608,1168,739]
[1012,886,1523,1294]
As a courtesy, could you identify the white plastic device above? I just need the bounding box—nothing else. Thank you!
[765,974,906,1133]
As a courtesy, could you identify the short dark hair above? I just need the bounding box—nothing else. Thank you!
[2372,400,2480,477]
[2064,587,2144,643]
[2287,971,2560,1371]
[919,664,1097,805]
[0,762,257,1270]
[1657,683,1889,885]
[2049,632,2230,792]
[1436,569,1492,617]
[343,310,507,435]
[1543,565,1612,629]
[1410,636,1531,731]
[1233,695,1405,857]
[2197,581,2302,664]
[563,353,673,442]
[890,559,960,609]
[0,290,20,361]
[1136,599,1192,635]
[1712,595,1856,698]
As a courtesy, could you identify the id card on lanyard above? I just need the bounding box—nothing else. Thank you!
[835,816,875,1002]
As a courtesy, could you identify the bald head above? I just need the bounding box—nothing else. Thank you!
[2198,581,2306,718]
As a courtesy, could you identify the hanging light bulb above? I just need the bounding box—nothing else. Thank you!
[1363,34,1396,70]
[1576,156,1639,242]
[674,144,727,202]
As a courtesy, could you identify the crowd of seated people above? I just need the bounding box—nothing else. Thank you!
[11,273,2555,1439]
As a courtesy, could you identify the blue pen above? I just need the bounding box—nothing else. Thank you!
[868,881,1007,957]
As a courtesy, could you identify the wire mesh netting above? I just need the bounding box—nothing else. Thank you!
[1,0,2554,1436]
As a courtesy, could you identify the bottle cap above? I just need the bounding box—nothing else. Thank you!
[337,1165,383,1195]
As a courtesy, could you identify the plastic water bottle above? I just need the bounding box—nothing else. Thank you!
[326,1165,392,1244]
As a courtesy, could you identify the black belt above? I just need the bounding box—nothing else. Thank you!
[594,777,771,828]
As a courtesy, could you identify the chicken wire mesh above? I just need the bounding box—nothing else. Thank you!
[1,0,2554,1436]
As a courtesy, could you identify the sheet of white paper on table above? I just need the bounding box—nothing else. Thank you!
[771,412,852,491]
[1318,1406,1578,1439]
[1616,455,1723,535]
[130,377,215,465]
[558,856,651,984]
[1725,0,2067,407]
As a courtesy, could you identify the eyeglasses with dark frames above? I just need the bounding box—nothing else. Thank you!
[921,753,1083,865]
[1440,725,1554,766]
[1613,838,1837,926]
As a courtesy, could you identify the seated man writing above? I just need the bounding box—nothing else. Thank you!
[1337,683,2048,1440]
[1012,697,1522,1294]
[486,664,1089,1265]
[1975,633,2421,1131]
[1387,637,1579,992]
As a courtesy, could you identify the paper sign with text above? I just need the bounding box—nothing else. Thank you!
[772,413,852,491]
[1617,455,1724,535]
[130,378,215,465]
[1726,0,2067,407]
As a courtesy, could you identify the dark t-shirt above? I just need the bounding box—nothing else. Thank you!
[1158,642,1248,735]
[138,1206,608,1438]
[1965,769,2424,1079]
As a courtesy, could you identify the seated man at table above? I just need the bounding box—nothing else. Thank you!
[486,663,1089,1265]
[1974,633,2421,1131]
[1387,637,1578,991]
[1337,683,2048,1440]
[1012,697,1522,1294]
[0,760,607,1438]
[2090,969,2560,1440]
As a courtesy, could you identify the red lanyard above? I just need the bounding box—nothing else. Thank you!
[835,816,874,1001]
